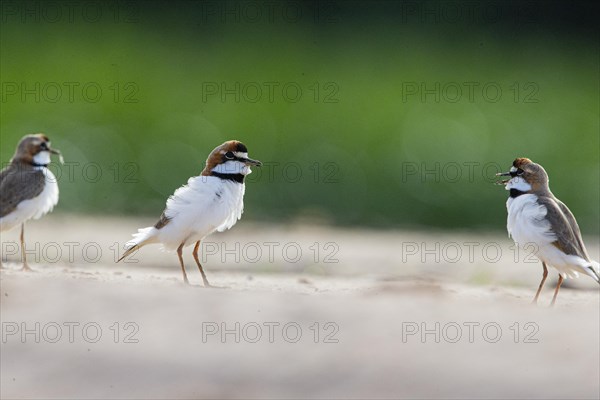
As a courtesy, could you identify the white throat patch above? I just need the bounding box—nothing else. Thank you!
[33,151,51,166]
[212,160,252,175]
[506,176,532,192]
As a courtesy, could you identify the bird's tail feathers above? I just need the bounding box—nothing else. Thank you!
[587,260,600,285]
[117,227,158,262]
[117,244,140,262]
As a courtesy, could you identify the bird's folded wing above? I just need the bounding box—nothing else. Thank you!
[0,165,46,218]
[555,198,591,260]
[537,195,590,261]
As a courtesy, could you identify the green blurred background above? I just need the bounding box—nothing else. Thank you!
[1,0,598,233]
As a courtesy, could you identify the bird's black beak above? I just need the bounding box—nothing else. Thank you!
[48,147,64,164]
[242,157,262,167]
[495,171,514,185]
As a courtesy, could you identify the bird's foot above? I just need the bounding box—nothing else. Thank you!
[21,264,36,272]
[203,283,228,289]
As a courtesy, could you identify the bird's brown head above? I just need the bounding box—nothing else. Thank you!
[201,140,262,177]
[12,134,63,166]
[496,157,549,193]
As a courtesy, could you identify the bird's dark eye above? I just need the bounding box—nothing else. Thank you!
[39,142,48,150]
[516,168,524,175]
[225,151,235,160]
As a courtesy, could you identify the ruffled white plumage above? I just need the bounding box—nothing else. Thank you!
[126,175,245,251]
[0,168,59,232]
[507,194,598,280]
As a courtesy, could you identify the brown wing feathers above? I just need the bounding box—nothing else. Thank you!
[537,195,590,262]
[0,163,46,218]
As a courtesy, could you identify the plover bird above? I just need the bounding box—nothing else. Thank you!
[497,158,599,305]
[1,134,62,270]
[118,140,262,285]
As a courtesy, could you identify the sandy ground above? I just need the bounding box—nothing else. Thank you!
[1,215,599,399]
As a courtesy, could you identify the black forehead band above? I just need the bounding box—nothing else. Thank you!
[235,143,248,153]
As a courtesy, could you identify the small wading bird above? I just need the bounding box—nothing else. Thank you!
[497,158,599,305]
[0,134,63,270]
[118,140,262,286]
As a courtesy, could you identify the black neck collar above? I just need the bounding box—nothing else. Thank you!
[211,172,245,183]
[31,162,48,168]
[509,189,527,198]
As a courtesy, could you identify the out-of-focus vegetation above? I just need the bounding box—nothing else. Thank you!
[1,1,598,233]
